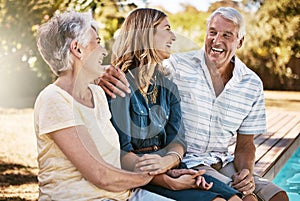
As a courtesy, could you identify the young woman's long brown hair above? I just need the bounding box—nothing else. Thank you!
[111,8,167,88]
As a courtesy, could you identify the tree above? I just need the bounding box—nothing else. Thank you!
[208,0,241,13]
[238,0,300,90]
[0,0,58,78]
[0,0,62,107]
[167,5,209,52]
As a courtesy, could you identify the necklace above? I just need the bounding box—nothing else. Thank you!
[128,69,158,104]
[139,76,158,104]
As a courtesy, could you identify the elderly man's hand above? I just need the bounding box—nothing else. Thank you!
[97,65,130,98]
[232,169,255,196]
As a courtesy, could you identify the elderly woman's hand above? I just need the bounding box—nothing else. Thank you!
[134,154,178,175]
[166,168,199,178]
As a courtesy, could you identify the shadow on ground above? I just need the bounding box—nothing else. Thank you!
[0,198,28,201]
[0,160,38,201]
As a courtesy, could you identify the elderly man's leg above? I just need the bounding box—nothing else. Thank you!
[242,194,258,201]
[219,163,288,201]
[269,191,289,201]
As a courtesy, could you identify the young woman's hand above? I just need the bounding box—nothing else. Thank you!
[195,175,213,190]
[167,170,212,190]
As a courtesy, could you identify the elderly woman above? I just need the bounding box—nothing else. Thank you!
[34,11,174,201]
[108,8,243,201]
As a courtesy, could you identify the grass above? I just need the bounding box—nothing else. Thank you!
[0,90,299,200]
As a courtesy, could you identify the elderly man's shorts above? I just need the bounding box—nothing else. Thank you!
[193,162,284,201]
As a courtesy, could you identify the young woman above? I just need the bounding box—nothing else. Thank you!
[34,11,174,201]
[108,8,243,201]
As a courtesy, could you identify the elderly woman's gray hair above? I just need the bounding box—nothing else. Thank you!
[37,11,98,76]
[207,7,246,40]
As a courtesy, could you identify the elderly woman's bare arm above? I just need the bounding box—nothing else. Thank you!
[50,125,153,192]
[97,65,131,98]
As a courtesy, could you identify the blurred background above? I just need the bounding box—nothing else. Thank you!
[0,0,299,108]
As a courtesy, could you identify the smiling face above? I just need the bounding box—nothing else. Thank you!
[205,14,243,69]
[153,17,176,60]
[81,28,107,77]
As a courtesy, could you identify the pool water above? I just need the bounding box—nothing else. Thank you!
[272,146,300,201]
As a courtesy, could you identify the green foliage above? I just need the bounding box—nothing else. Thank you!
[208,0,240,13]
[167,5,209,52]
[238,0,299,89]
[0,0,63,107]
[0,0,58,80]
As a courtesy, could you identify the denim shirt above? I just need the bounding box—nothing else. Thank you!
[108,70,186,156]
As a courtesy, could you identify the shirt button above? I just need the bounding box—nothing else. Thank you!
[141,111,144,113]
[158,124,162,127]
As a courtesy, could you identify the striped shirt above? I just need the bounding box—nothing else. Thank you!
[165,48,266,168]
